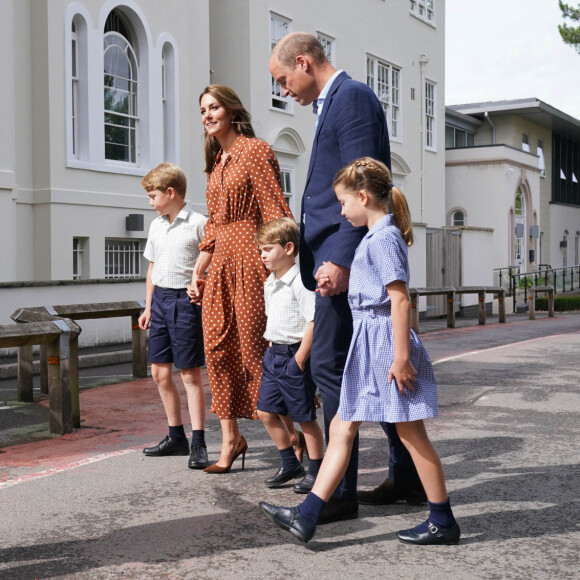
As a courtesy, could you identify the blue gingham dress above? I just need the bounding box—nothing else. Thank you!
[338,214,438,423]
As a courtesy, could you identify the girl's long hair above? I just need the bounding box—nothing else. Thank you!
[199,84,255,173]
[333,157,413,246]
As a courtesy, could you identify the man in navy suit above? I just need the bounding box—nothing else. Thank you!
[269,32,425,523]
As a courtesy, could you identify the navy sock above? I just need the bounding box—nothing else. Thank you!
[168,425,187,441]
[427,498,456,529]
[306,457,323,477]
[298,492,327,525]
[280,446,301,471]
[191,429,206,447]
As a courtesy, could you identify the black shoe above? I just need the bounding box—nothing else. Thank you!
[357,478,427,506]
[293,472,317,494]
[265,463,305,488]
[259,502,316,543]
[397,520,461,545]
[188,444,209,469]
[143,436,189,457]
[318,497,358,525]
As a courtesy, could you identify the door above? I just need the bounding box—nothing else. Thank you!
[426,228,462,317]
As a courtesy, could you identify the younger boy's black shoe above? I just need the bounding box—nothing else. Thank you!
[293,472,317,494]
[143,436,189,457]
[265,463,305,488]
[188,444,209,469]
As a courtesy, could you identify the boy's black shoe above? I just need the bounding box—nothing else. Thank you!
[143,436,189,456]
[293,472,317,494]
[188,444,209,469]
[265,463,305,487]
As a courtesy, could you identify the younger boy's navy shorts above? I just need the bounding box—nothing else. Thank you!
[148,287,205,369]
[257,343,317,423]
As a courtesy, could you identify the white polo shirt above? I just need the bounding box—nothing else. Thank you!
[143,203,207,289]
[263,264,316,344]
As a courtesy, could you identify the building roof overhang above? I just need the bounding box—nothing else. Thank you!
[448,98,580,140]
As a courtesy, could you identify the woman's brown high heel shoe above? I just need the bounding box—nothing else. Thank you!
[203,436,248,474]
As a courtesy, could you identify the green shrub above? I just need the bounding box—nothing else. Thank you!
[536,295,580,311]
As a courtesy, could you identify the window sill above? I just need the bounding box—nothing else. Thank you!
[66,158,148,177]
[409,12,436,28]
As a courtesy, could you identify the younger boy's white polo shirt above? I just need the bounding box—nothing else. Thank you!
[263,264,315,344]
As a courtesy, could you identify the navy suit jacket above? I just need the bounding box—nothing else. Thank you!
[299,71,391,291]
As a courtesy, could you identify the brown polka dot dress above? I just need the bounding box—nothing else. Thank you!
[199,135,293,420]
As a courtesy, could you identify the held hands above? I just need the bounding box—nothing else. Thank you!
[315,261,350,297]
[187,278,205,304]
[388,359,418,394]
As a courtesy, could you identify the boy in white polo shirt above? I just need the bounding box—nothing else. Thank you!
[255,217,324,493]
[138,163,209,469]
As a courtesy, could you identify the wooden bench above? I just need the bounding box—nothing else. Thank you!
[11,301,146,429]
[0,319,80,434]
[409,286,506,333]
[528,286,555,319]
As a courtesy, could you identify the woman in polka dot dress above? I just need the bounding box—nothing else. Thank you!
[190,85,293,473]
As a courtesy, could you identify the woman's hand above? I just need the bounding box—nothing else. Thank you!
[187,279,205,304]
[189,251,212,304]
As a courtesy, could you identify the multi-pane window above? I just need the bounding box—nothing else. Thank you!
[73,237,87,280]
[104,12,139,163]
[366,56,401,141]
[452,210,465,226]
[105,239,143,279]
[514,189,526,265]
[410,0,435,23]
[71,21,79,158]
[445,126,475,148]
[425,80,436,149]
[279,166,294,212]
[270,14,292,112]
[317,33,335,65]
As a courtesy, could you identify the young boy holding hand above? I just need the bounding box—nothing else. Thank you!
[255,218,324,493]
[139,163,209,469]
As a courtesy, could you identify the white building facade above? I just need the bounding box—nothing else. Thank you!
[0,0,448,343]
[446,99,580,279]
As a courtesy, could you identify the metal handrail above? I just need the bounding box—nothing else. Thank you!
[509,265,580,312]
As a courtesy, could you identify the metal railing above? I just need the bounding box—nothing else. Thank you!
[493,266,521,296]
[509,265,580,312]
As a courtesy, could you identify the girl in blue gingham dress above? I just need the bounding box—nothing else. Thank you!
[259,158,460,546]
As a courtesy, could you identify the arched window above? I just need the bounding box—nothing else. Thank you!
[71,20,79,158]
[452,210,464,226]
[104,11,139,164]
[161,41,177,162]
[514,188,526,266]
[66,11,89,163]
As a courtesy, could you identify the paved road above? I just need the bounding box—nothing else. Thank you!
[0,312,579,579]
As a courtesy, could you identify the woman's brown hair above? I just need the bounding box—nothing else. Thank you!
[199,84,255,173]
[333,157,414,246]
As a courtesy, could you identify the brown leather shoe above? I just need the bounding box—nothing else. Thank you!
[357,478,427,505]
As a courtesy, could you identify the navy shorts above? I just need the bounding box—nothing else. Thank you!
[148,287,205,369]
[257,343,317,423]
